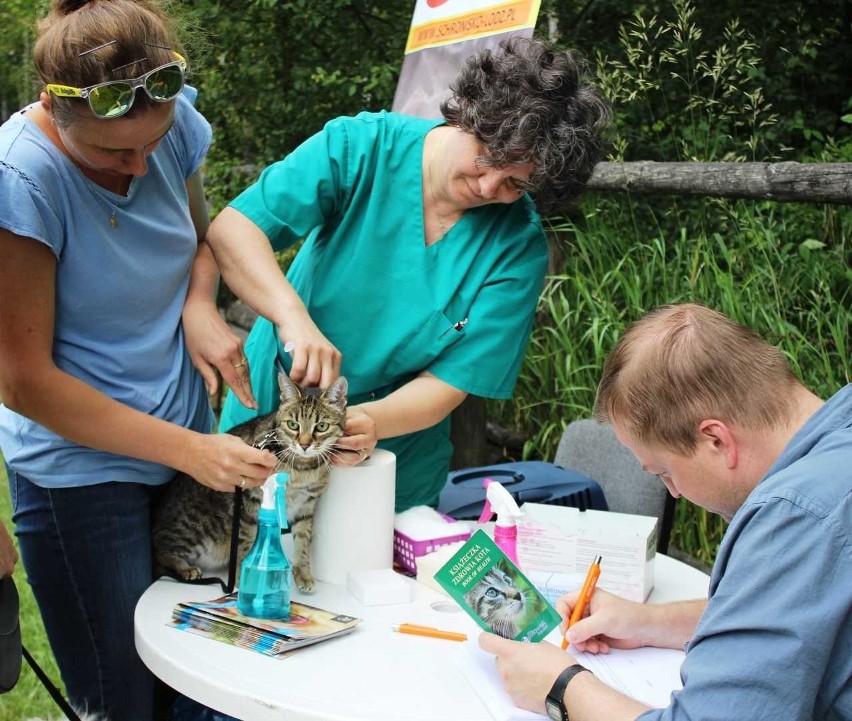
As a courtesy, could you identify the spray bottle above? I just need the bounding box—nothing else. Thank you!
[237,472,291,619]
[477,478,524,566]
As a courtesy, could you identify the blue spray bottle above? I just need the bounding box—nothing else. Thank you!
[237,472,291,619]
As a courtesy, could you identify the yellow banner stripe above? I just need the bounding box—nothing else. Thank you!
[405,0,539,54]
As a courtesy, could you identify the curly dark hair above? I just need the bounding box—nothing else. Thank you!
[440,37,611,213]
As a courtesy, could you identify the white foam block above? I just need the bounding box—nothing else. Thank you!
[346,568,413,606]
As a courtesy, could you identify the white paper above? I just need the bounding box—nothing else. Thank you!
[455,639,684,721]
[571,646,684,708]
[455,641,545,721]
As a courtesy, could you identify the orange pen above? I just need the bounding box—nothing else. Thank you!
[561,554,602,650]
[391,623,468,642]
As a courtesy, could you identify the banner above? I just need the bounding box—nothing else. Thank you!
[392,0,542,119]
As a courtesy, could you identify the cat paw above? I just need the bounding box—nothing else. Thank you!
[177,566,203,581]
[293,567,315,593]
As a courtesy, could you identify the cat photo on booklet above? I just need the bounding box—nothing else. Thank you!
[463,560,540,639]
[152,372,348,592]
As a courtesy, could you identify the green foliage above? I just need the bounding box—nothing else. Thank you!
[182,0,411,213]
[0,463,65,721]
[0,0,44,119]
[494,195,851,566]
[593,0,779,162]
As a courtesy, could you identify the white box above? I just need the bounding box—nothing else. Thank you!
[517,503,657,602]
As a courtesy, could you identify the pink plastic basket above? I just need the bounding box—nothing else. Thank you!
[393,527,471,575]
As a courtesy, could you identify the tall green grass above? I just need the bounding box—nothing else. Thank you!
[1,463,65,721]
[494,196,851,566]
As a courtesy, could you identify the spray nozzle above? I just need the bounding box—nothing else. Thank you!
[261,472,290,530]
[476,478,523,527]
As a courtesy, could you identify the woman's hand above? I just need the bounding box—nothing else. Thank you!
[182,295,256,410]
[0,523,18,579]
[182,432,278,492]
[557,588,648,653]
[331,405,377,467]
[278,311,341,389]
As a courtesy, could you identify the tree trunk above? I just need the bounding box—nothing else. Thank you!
[450,396,488,470]
[587,161,852,204]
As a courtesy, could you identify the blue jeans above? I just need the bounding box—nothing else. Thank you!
[9,469,162,720]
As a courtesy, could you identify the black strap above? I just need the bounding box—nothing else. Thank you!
[158,487,243,593]
[225,487,242,592]
[22,645,82,721]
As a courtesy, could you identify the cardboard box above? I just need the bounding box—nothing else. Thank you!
[517,503,657,602]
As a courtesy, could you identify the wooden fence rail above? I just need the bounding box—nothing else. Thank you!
[587,161,852,204]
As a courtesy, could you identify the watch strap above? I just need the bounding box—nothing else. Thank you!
[545,663,590,721]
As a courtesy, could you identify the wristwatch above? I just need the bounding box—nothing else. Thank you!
[545,664,590,721]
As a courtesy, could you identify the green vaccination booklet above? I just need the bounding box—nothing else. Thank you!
[433,529,561,642]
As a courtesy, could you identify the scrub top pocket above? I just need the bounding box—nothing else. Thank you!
[382,309,466,378]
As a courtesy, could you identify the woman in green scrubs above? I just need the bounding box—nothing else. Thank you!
[207,38,610,511]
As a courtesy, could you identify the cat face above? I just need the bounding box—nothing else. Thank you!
[266,373,348,471]
[464,563,527,639]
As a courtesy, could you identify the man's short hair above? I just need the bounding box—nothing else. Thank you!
[593,303,800,454]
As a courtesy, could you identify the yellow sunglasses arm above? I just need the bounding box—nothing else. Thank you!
[45,83,85,98]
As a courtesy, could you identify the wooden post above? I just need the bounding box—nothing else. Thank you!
[450,396,488,470]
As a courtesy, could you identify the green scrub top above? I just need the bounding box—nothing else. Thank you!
[219,111,547,511]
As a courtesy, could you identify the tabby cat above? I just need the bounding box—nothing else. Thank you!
[152,372,348,592]
[463,562,528,638]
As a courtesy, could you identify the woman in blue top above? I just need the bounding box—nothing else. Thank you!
[0,1,335,718]
[211,38,611,511]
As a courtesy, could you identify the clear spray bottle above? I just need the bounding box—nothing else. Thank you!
[237,472,291,619]
[477,478,524,566]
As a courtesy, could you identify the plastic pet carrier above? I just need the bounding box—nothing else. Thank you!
[437,461,608,520]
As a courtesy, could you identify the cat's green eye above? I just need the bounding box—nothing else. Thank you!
[286,420,300,431]
[315,422,329,432]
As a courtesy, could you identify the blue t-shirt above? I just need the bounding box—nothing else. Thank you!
[640,384,852,720]
[0,89,215,487]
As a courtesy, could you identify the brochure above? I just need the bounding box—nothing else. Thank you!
[433,529,561,642]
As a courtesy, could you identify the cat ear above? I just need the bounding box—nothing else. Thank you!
[277,372,302,403]
[323,375,348,407]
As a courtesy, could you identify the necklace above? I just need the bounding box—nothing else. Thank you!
[97,176,129,229]
[427,129,461,243]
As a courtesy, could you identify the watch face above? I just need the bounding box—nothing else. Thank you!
[544,697,564,721]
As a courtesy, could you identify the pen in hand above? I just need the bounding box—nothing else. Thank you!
[391,624,468,642]
[561,554,602,650]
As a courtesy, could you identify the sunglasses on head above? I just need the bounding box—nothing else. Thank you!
[45,53,186,119]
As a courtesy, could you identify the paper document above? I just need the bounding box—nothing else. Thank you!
[455,639,684,721]
[572,646,684,709]
[456,640,544,720]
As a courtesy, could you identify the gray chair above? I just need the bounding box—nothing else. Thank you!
[553,419,675,553]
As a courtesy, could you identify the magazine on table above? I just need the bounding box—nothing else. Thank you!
[169,593,361,657]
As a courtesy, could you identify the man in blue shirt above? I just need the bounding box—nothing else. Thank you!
[482,303,851,721]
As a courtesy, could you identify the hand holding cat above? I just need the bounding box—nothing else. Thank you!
[181,293,257,410]
[278,312,342,389]
[183,432,278,492]
[331,406,377,466]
